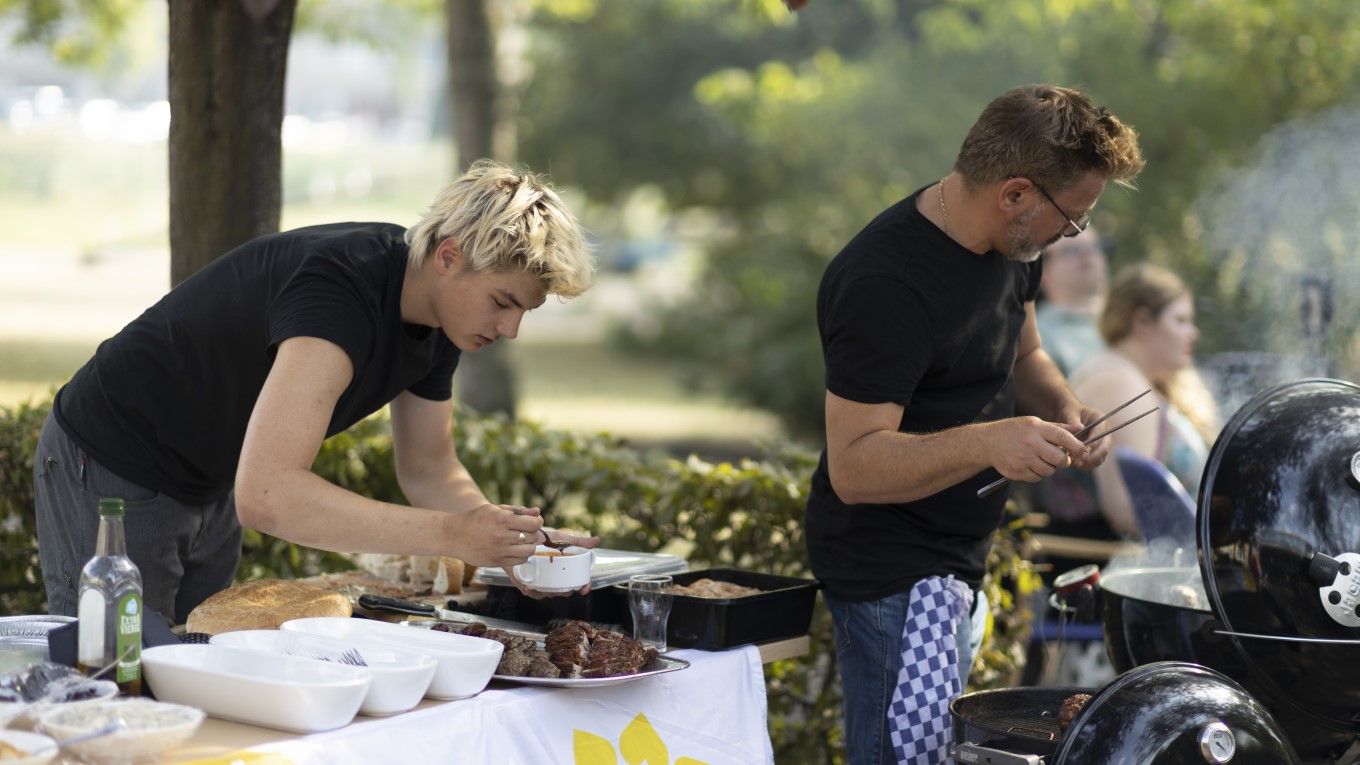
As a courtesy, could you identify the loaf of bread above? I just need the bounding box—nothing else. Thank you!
[185,579,352,635]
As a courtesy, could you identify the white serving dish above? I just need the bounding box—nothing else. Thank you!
[281,617,502,700]
[36,698,203,764]
[210,629,436,717]
[0,729,57,765]
[141,644,370,733]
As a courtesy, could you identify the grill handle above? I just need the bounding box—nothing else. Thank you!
[951,742,1044,764]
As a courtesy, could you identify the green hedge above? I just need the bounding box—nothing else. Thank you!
[0,397,1036,764]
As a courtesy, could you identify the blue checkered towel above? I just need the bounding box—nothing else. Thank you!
[887,575,974,765]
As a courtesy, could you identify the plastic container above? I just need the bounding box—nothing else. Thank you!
[616,568,821,650]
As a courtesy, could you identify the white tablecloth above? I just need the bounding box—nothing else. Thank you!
[251,646,774,765]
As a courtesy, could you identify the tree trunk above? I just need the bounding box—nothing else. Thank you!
[447,0,518,417]
[167,0,297,287]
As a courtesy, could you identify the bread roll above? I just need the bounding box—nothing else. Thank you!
[186,579,352,635]
[431,556,465,595]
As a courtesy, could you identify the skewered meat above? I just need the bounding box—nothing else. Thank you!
[1058,693,1093,732]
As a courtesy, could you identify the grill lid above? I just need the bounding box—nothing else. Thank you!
[1053,662,1298,765]
[1198,378,1360,734]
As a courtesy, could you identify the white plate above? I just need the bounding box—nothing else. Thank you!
[281,617,502,700]
[141,644,370,733]
[210,630,435,717]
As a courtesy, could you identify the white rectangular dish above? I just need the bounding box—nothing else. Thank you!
[280,617,502,700]
[210,629,436,717]
[141,644,371,733]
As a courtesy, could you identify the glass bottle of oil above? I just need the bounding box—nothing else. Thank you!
[77,497,143,695]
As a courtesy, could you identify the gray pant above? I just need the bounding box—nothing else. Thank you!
[33,411,242,625]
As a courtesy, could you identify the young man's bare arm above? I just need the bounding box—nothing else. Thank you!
[234,336,540,569]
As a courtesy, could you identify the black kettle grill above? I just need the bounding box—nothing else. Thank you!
[1098,379,1360,764]
[950,662,1298,764]
[951,379,1360,765]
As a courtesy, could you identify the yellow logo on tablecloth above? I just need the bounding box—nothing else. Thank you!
[574,712,710,765]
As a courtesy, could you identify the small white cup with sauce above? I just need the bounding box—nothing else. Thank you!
[513,545,595,592]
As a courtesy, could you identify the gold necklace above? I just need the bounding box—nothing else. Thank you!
[937,179,951,235]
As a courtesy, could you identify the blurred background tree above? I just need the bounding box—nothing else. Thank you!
[516,0,1360,438]
[5,0,1358,433]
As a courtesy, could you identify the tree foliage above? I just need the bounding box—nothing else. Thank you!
[517,0,1360,435]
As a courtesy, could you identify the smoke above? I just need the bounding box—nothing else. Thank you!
[1194,103,1360,413]
[1196,103,1360,284]
[1099,537,1209,609]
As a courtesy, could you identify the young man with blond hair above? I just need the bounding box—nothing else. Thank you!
[35,160,596,624]
[807,84,1144,764]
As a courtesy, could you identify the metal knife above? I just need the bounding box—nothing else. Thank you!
[356,594,537,633]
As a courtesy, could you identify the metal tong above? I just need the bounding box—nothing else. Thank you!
[976,389,1159,499]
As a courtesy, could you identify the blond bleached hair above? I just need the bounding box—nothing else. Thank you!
[405,160,595,298]
[955,84,1145,195]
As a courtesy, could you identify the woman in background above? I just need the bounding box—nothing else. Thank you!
[1068,263,1220,539]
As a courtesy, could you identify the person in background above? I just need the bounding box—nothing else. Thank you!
[806,84,1144,765]
[1068,263,1219,538]
[34,160,597,625]
[1026,226,1114,544]
[1035,227,1108,378]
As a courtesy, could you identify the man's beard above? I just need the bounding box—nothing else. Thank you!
[1002,206,1058,263]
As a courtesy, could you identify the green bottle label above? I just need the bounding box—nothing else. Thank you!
[115,592,142,685]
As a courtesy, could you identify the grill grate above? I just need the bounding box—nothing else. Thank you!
[977,711,1062,742]
[952,686,1085,750]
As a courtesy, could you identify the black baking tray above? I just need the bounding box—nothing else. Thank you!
[616,567,821,650]
[460,585,631,632]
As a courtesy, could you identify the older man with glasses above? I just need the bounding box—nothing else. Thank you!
[806,84,1144,765]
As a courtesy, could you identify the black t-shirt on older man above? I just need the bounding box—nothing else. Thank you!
[54,222,461,505]
[806,187,1042,603]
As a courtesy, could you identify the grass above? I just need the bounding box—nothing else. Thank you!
[0,131,785,447]
[512,341,783,443]
[0,336,785,445]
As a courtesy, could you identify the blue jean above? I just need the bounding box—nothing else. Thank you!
[33,411,243,625]
[825,584,983,765]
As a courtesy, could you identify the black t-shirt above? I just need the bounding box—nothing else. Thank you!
[805,188,1042,602]
[54,222,461,504]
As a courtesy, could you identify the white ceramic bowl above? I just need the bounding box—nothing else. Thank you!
[141,644,370,733]
[36,698,203,764]
[0,729,57,765]
[210,629,436,717]
[281,617,503,700]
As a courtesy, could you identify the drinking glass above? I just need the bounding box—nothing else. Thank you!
[628,574,673,651]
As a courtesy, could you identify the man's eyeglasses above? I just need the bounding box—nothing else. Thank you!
[1030,181,1090,238]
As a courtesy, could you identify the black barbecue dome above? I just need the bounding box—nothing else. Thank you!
[1199,379,1360,742]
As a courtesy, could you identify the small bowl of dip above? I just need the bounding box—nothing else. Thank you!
[36,698,204,764]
